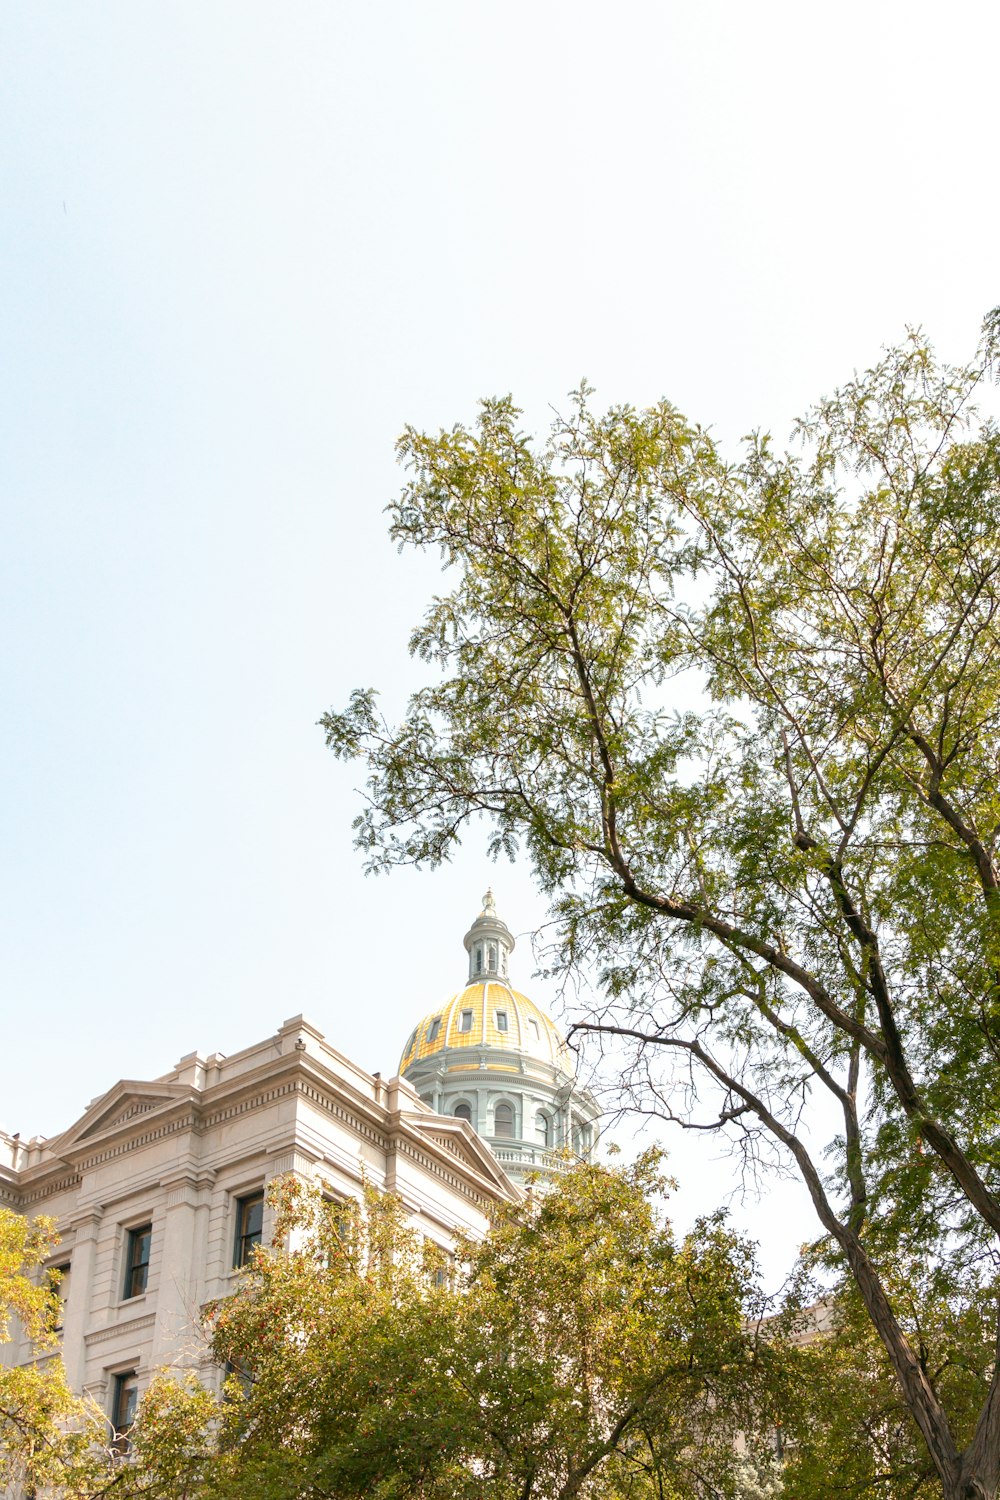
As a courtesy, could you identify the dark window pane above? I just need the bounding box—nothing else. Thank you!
[494,1103,514,1139]
[495,1011,508,1032]
[454,1102,472,1123]
[234,1192,264,1268]
[111,1371,139,1452]
[123,1226,151,1300]
[48,1263,71,1331]
[224,1359,254,1397]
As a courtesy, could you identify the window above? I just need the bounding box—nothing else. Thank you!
[111,1370,139,1452]
[224,1359,254,1397]
[474,945,483,974]
[534,1112,550,1148]
[404,1029,417,1058]
[427,1016,442,1043]
[454,1102,472,1124]
[122,1226,151,1300]
[528,1018,540,1041]
[48,1263,71,1331]
[494,1102,515,1139]
[495,1010,508,1032]
[234,1192,264,1268]
[459,1009,473,1033]
[488,943,498,971]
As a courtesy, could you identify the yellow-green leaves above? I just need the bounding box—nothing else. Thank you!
[325,317,1000,1495]
[162,1164,786,1500]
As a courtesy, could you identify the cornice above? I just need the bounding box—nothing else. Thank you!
[0,1176,22,1209]
[16,1171,82,1208]
[84,1312,156,1348]
[3,1049,518,1213]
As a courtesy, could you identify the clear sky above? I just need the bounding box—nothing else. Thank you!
[2,0,997,1282]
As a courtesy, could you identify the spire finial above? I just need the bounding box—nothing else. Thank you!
[482,887,496,915]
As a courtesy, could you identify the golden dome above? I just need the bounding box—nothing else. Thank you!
[399,980,571,1074]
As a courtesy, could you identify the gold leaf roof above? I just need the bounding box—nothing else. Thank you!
[399,981,570,1073]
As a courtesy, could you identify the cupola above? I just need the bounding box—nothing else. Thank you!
[462,888,514,982]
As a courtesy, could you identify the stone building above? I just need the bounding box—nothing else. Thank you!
[0,894,597,1434]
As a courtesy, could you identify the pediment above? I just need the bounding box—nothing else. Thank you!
[408,1116,519,1198]
[53,1081,192,1152]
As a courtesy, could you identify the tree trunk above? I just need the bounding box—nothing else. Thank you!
[954,1347,1000,1500]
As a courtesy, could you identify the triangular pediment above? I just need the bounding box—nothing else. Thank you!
[407,1115,520,1198]
[52,1081,192,1153]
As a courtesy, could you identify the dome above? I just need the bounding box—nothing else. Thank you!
[399,980,570,1073]
[397,891,600,1189]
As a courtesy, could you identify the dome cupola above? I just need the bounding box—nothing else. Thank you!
[463,888,513,982]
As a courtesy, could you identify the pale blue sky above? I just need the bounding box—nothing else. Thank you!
[2,0,997,1278]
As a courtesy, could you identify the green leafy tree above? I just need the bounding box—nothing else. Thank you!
[0,1205,216,1500]
[322,313,1000,1499]
[193,1157,783,1499]
[781,1268,1000,1499]
[0,1207,99,1495]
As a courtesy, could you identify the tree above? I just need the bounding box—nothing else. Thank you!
[780,1270,1000,1499]
[322,312,1000,1499]
[0,1207,103,1495]
[0,1206,215,1500]
[196,1158,783,1499]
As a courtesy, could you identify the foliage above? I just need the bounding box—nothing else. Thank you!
[322,312,1000,1497]
[0,1205,216,1499]
[113,1371,217,1500]
[183,1160,787,1499]
[0,1207,104,1495]
[782,1272,1000,1499]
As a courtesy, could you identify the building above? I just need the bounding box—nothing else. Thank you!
[0,894,597,1430]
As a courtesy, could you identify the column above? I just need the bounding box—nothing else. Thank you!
[60,1207,103,1393]
[265,1147,320,1254]
[148,1172,215,1371]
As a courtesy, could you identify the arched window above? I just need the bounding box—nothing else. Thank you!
[454,1102,472,1124]
[475,945,483,974]
[493,1102,515,1139]
[488,943,498,971]
[534,1111,550,1147]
